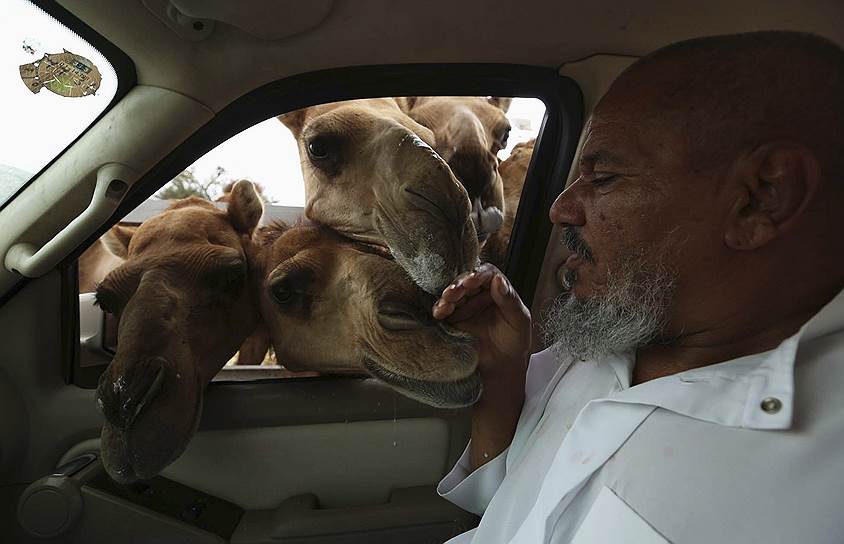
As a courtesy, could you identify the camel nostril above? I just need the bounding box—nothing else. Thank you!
[96,358,168,431]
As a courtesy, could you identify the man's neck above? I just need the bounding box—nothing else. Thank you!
[632,289,835,385]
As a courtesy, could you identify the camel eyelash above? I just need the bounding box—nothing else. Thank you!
[93,288,116,314]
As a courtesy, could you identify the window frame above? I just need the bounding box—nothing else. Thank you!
[63,63,584,388]
[0,0,137,213]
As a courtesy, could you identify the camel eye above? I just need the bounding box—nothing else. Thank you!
[220,270,244,293]
[268,267,313,311]
[304,134,343,176]
[495,126,510,152]
[271,280,294,305]
[307,137,331,160]
[94,287,118,315]
[208,260,245,296]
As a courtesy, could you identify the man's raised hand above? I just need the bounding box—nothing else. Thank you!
[432,263,531,376]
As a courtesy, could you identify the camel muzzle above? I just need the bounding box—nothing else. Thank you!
[96,356,167,432]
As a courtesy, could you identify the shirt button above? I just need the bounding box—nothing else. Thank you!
[760,397,782,414]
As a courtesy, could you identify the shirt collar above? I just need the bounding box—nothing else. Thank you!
[602,286,844,431]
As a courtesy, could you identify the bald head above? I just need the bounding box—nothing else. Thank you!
[548,31,844,365]
[605,31,844,186]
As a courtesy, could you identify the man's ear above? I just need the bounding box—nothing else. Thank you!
[227,180,264,235]
[724,142,820,250]
[101,225,136,258]
[278,108,307,137]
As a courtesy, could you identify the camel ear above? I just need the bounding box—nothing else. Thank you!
[396,96,419,112]
[278,108,307,137]
[227,180,264,235]
[488,97,512,112]
[101,225,136,258]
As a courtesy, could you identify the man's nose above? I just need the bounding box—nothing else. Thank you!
[549,178,586,226]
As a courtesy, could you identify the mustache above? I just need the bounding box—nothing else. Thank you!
[563,227,595,264]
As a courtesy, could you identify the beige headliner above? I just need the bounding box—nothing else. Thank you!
[60,0,844,112]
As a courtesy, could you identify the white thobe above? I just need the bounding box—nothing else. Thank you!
[439,287,844,543]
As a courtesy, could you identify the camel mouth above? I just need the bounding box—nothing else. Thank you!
[363,358,482,408]
[99,365,204,484]
[100,405,200,484]
[373,207,476,295]
[96,358,168,432]
[354,240,395,261]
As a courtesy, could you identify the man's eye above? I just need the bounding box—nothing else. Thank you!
[591,174,619,186]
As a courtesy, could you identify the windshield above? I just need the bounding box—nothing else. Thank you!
[0,0,118,205]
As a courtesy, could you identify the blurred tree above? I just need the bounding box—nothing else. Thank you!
[156,166,227,200]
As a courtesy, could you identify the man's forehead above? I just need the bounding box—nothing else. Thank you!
[582,95,685,169]
[580,115,645,166]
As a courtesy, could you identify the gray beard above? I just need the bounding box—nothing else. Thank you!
[542,252,677,364]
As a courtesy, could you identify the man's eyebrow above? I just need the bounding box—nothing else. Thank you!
[580,149,628,168]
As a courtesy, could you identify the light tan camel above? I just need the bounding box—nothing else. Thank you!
[481,138,534,267]
[398,97,512,244]
[95,181,266,483]
[255,221,480,408]
[279,98,479,295]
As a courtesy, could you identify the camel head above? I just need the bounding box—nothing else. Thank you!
[94,181,264,483]
[400,97,513,242]
[256,222,481,408]
[279,98,479,295]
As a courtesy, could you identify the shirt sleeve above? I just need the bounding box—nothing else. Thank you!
[437,347,559,516]
[437,440,509,516]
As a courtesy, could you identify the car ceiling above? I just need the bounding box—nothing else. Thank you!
[59,0,844,112]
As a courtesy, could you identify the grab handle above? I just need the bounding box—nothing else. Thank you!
[5,163,135,278]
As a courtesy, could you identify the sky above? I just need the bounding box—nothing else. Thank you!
[1,0,546,208]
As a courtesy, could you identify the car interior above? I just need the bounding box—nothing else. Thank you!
[1,1,842,542]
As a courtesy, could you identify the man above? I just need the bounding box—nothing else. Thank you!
[432,31,844,543]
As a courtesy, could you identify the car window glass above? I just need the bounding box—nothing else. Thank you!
[0,0,118,206]
[76,96,545,382]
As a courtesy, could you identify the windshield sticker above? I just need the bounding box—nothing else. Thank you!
[19,49,102,98]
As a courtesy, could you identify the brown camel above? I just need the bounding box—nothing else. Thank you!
[94,182,479,482]
[255,221,480,408]
[77,178,263,294]
[278,98,479,295]
[216,180,268,203]
[481,138,534,267]
[94,180,266,483]
[78,227,136,293]
[398,96,512,244]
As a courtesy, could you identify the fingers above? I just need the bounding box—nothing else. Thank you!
[489,272,530,330]
[439,267,494,302]
[449,290,493,322]
[433,264,501,319]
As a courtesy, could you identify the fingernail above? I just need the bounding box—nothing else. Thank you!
[497,274,509,294]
